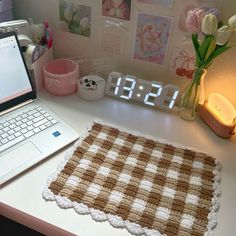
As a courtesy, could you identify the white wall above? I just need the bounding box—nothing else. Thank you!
[12,0,236,106]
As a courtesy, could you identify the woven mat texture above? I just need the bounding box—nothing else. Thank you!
[44,122,220,236]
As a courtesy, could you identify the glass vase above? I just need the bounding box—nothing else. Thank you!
[178,67,207,120]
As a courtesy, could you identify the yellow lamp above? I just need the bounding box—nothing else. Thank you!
[199,93,236,138]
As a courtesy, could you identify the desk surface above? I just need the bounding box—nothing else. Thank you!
[1,91,236,236]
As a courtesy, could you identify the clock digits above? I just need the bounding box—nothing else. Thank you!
[144,82,163,106]
[157,84,179,110]
[132,79,150,102]
[105,72,180,112]
[119,75,137,100]
[105,72,123,96]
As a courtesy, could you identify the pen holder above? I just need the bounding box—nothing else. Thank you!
[78,75,106,101]
[43,58,79,96]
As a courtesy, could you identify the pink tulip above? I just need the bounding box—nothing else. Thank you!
[186,8,205,33]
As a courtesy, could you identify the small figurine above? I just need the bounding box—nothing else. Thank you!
[81,78,98,90]
[31,23,44,44]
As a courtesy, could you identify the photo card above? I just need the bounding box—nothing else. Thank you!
[59,0,91,37]
[169,42,195,80]
[133,13,173,65]
[137,0,173,8]
[102,0,132,21]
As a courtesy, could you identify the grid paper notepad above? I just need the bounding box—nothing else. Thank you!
[43,121,221,236]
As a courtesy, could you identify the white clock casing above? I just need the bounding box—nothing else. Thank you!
[105,72,180,112]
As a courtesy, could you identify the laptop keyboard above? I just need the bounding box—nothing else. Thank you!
[0,106,58,152]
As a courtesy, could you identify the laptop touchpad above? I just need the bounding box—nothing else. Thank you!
[0,142,41,177]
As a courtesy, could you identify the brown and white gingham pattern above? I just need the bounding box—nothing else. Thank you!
[46,122,219,236]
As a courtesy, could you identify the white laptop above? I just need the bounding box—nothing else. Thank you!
[0,31,79,186]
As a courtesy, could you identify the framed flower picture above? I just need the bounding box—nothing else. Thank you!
[59,0,91,37]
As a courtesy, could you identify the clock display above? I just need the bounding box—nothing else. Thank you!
[105,72,180,111]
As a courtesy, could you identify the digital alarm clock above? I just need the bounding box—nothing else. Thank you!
[105,72,180,112]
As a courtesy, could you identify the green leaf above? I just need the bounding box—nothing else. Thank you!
[191,34,202,67]
[213,46,231,58]
[192,34,200,49]
[198,36,215,63]
[205,38,216,60]
[203,45,231,68]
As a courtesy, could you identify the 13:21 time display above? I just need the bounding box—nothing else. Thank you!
[105,72,180,111]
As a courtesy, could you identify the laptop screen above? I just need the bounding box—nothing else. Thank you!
[0,32,36,112]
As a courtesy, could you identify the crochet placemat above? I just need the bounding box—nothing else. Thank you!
[43,121,221,236]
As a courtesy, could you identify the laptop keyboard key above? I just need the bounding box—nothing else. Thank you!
[1,138,8,144]
[9,124,16,129]
[21,128,28,134]
[33,118,48,127]
[39,125,47,130]
[24,131,34,138]
[1,133,8,139]
[14,132,22,137]
[7,130,14,135]
[3,127,10,132]
[2,122,10,127]
[33,128,40,133]
[33,116,44,123]
[8,135,15,141]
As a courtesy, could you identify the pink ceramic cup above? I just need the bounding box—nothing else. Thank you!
[43,58,79,96]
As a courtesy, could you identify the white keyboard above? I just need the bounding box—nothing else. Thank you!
[0,106,58,152]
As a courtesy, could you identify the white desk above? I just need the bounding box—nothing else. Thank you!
[1,91,236,236]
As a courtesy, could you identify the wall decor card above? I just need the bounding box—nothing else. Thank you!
[59,0,91,37]
[137,0,173,8]
[102,0,132,21]
[133,13,173,65]
[101,28,124,55]
[170,42,195,79]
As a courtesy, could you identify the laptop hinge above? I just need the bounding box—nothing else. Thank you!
[0,99,34,116]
